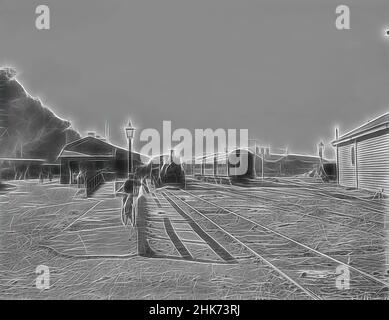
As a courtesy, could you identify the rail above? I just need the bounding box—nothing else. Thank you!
[162,190,320,299]
[174,188,389,297]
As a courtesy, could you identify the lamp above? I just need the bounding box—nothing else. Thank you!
[125,120,135,140]
[125,119,136,177]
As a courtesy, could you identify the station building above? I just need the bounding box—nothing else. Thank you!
[332,112,389,194]
[57,134,142,184]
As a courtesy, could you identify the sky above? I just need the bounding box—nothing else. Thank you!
[1,0,389,159]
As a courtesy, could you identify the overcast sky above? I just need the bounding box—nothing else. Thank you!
[1,0,389,158]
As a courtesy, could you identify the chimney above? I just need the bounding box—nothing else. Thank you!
[87,131,96,138]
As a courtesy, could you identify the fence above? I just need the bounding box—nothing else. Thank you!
[85,170,105,197]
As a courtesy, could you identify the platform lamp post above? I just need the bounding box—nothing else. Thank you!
[125,119,136,178]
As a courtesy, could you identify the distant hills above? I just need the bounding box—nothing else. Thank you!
[0,67,80,162]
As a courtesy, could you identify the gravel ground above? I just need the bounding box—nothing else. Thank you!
[0,179,307,299]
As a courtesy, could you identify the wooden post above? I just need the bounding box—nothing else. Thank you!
[226,148,230,176]
[335,128,339,185]
[249,139,259,178]
[261,147,265,180]
[355,140,358,189]
[213,154,217,176]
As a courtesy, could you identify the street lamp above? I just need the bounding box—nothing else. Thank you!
[125,119,136,177]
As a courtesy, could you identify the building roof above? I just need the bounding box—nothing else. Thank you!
[59,150,114,159]
[57,136,146,163]
[57,136,126,159]
[0,158,46,163]
[332,112,389,146]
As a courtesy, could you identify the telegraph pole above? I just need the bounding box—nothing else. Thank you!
[248,138,259,178]
[261,147,265,180]
[226,148,230,176]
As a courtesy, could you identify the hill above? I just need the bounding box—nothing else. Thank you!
[0,67,80,162]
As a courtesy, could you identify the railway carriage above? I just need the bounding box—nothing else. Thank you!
[188,147,324,181]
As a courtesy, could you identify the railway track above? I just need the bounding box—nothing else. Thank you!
[161,190,321,300]
[198,175,388,216]
[162,187,389,299]
[259,177,388,217]
[194,180,385,238]
[193,181,385,237]
[195,177,386,216]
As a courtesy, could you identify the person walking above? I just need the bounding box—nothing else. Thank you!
[121,177,135,226]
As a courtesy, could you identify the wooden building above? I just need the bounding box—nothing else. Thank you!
[57,136,142,184]
[332,112,389,194]
[0,158,45,180]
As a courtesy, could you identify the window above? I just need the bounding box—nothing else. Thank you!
[351,146,355,166]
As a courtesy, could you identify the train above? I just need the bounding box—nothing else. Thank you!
[141,153,186,188]
[186,149,256,180]
[186,148,325,180]
[134,148,325,188]
[149,149,256,186]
